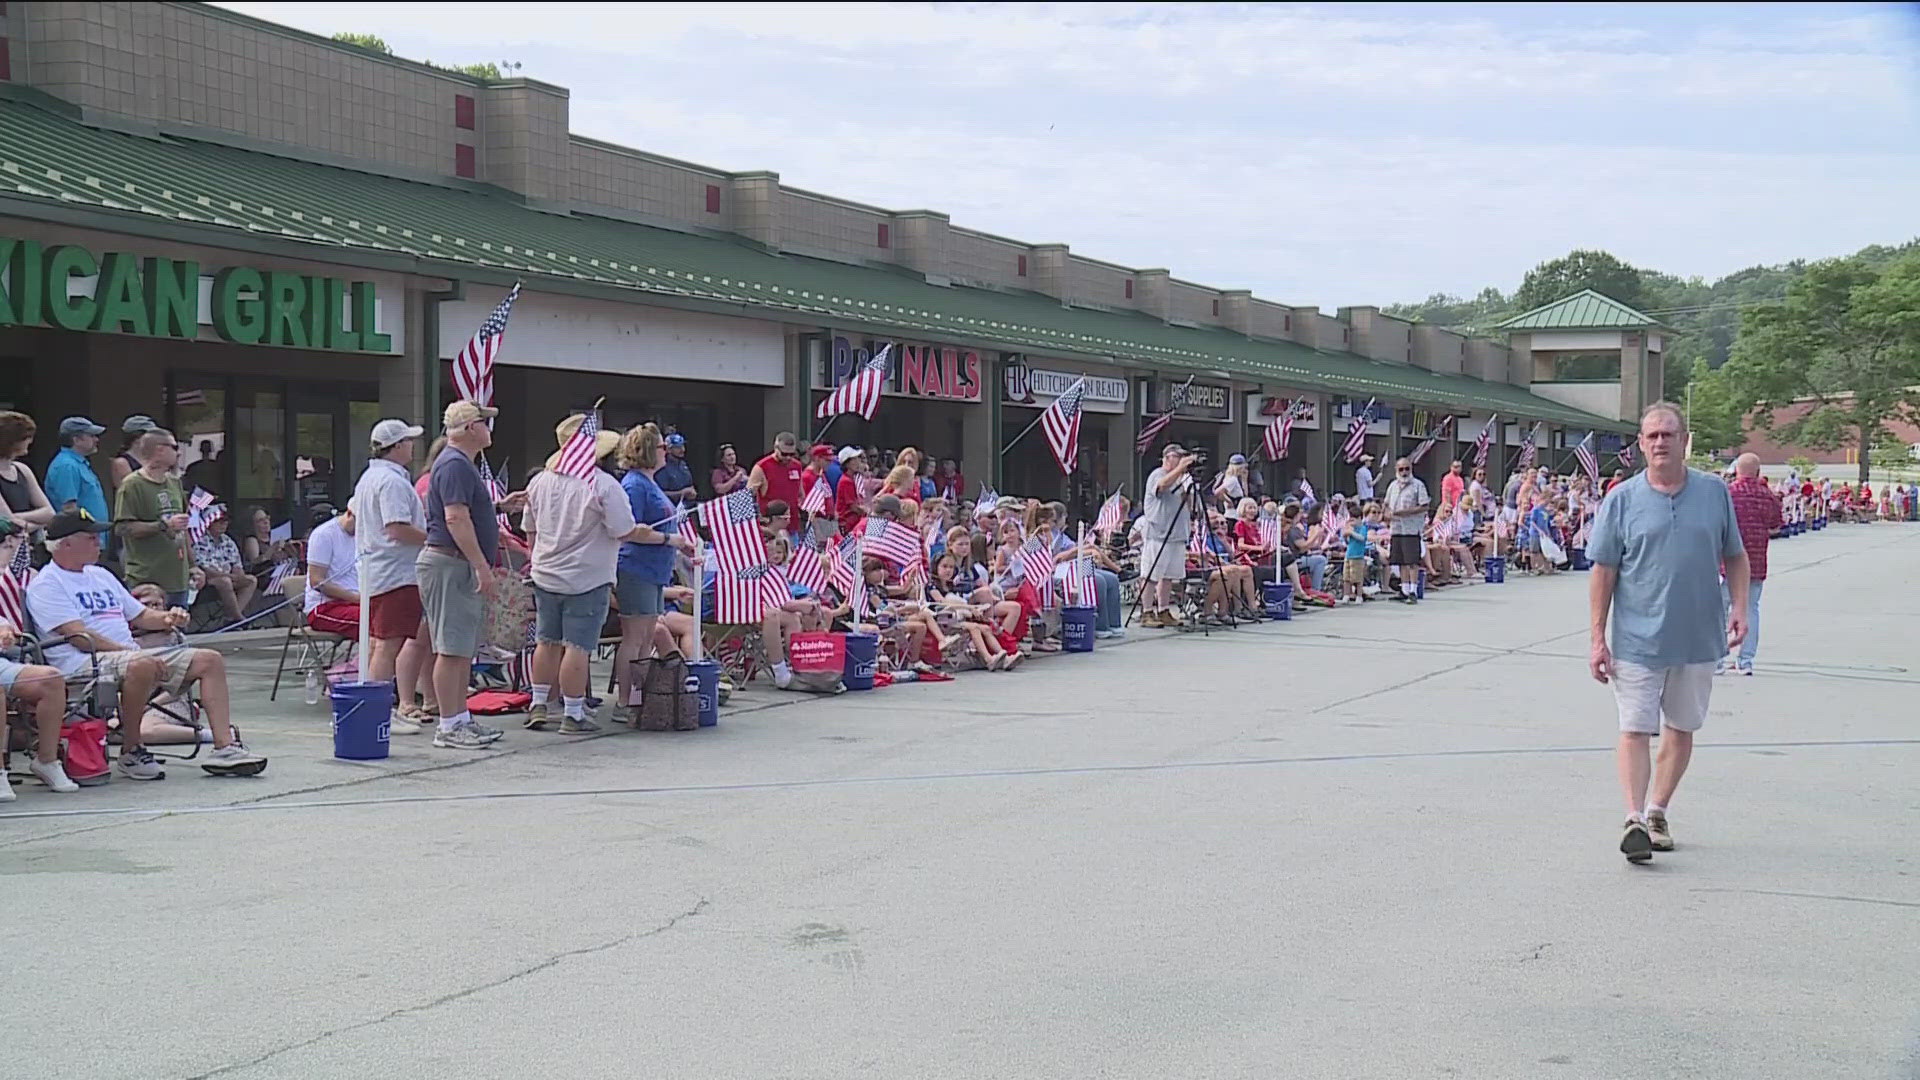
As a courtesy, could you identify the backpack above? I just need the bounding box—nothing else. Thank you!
[628,653,698,731]
[60,719,111,786]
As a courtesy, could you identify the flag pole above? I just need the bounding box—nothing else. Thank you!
[689,549,704,663]
[813,413,840,446]
[999,405,1050,457]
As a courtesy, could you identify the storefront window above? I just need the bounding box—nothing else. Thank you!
[233,384,286,515]
[175,386,229,499]
[170,374,378,535]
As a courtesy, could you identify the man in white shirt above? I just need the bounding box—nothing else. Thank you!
[1383,457,1430,603]
[519,413,636,734]
[0,518,78,797]
[303,503,360,636]
[1354,454,1377,502]
[26,510,265,781]
[352,418,434,733]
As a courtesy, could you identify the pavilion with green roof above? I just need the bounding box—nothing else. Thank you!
[1495,290,1671,425]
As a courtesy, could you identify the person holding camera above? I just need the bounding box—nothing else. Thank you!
[1137,443,1196,628]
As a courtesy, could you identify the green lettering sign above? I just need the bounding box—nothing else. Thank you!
[211,266,265,345]
[0,237,390,352]
[44,245,100,331]
[92,252,151,335]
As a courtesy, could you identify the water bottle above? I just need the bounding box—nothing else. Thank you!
[304,669,321,706]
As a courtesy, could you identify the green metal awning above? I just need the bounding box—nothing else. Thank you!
[1495,289,1666,332]
[0,93,1625,429]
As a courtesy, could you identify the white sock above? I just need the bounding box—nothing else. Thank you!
[563,696,585,720]
[1401,580,1415,596]
[530,686,552,707]
[772,661,791,679]
[440,710,472,733]
[1646,804,1666,817]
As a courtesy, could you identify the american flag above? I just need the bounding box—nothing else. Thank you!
[0,535,32,633]
[1517,423,1541,472]
[266,556,300,594]
[1617,443,1636,469]
[861,516,924,575]
[1039,376,1087,475]
[1135,409,1176,455]
[799,477,831,516]
[815,343,894,421]
[478,456,512,537]
[1093,491,1127,537]
[1341,398,1379,463]
[452,282,521,408]
[715,561,784,624]
[1257,512,1281,554]
[788,532,833,596]
[828,531,862,598]
[1018,535,1055,608]
[856,475,883,505]
[553,410,602,480]
[1262,398,1310,462]
[1573,432,1601,488]
[1055,530,1095,607]
[1188,514,1210,556]
[1409,415,1456,465]
[1473,414,1498,469]
[186,487,219,542]
[974,484,999,521]
[698,490,766,577]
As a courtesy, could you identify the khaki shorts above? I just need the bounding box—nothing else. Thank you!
[416,548,485,658]
[1610,659,1714,734]
[87,646,198,696]
[1342,557,1368,585]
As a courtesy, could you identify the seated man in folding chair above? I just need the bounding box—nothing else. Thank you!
[1,520,80,797]
[25,509,266,781]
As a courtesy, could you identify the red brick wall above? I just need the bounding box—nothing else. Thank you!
[1737,399,1920,463]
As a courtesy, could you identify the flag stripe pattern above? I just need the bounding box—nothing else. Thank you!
[974,484,999,521]
[1093,492,1126,537]
[788,532,833,597]
[1040,377,1087,475]
[553,410,602,480]
[1409,415,1456,465]
[861,516,924,575]
[1019,536,1055,608]
[452,282,521,408]
[0,536,32,633]
[1617,443,1635,468]
[1342,398,1378,463]
[700,490,775,624]
[186,486,218,543]
[1517,424,1541,472]
[799,478,831,516]
[1574,432,1601,488]
[828,532,862,598]
[1262,398,1308,462]
[478,456,512,537]
[815,343,894,421]
[1135,409,1175,454]
[1473,413,1498,470]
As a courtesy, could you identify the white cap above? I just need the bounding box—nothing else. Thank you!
[837,446,864,463]
[371,418,425,448]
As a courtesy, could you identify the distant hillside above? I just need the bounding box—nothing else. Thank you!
[1384,240,1920,396]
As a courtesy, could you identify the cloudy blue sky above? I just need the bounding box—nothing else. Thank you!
[222,2,1920,310]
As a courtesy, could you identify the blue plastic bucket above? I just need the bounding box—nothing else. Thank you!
[842,632,878,691]
[687,658,719,727]
[1484,555,1506,583]
[1262,580,1293,620]
[1416,568,1427,598]
[1061,606,1096,652]
[329,680,393,760]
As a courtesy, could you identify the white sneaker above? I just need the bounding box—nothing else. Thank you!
[29,757,79,793]
[0,776,14,802]
[388,714,424,736]
[771,663,793,690]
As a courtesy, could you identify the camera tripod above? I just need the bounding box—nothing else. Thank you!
[1125,472,1240,637]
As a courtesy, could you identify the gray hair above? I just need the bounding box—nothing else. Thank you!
[1640,401,1687,430]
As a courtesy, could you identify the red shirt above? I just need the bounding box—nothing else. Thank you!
[1727,476,1782,581]
[1232,520,1268,566]
[754,452,806,533]
[834,472,866,536]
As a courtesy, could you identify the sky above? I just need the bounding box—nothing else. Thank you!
[220,2,1920,312]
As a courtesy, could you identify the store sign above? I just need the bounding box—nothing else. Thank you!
[1250,395,1318,426]
[0,237,394,352]
[1143,377,1231,421]
[822,335,983,402]
[1003,361,1127,408]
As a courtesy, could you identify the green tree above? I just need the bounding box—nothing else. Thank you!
[1679,359,1746,456]
[331,31,391,53]
[1511,250,1648,314]
[452,62,501,80]
[1721,254,1920,483]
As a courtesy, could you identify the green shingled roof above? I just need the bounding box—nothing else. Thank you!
[1494,289,1664,332]
[0,94,1623,428]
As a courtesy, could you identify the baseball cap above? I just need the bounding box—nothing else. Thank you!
[809,444,833,459]
[121,414,158,434]
[59,416,106,438]
[666,433,686,448]
[1228,453,1248,465]
[837,446,864,463]
[443,400,499,429]
[371,418,424,448]
[46,508,111,540]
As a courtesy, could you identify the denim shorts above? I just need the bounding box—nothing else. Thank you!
[535,583,612,652]
[615,570,664,616]
[0,656,23,690]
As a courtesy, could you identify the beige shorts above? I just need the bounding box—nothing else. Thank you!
[1610,659,1714,735]
[86,646,199,697]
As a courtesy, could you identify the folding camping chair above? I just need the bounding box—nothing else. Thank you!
[268,577,352,702]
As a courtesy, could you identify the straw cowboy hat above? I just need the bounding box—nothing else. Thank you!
[545,412,622,471]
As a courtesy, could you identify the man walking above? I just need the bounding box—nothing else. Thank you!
[418,400,510,750]
[1383,457,1429,603]
[353,419,435,732]
[1136,443,1196,628]
[1587,402,1748,864]
[1723,453,1781,676]
[113,429,191,606]
[520,412,631,734]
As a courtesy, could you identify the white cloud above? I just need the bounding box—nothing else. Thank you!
[220,1,1920,307]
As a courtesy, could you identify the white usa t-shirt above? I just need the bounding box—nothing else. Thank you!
[25,563,142,675]
[304,517,359,613]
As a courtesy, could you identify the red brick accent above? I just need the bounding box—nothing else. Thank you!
[1017,254,1027,277]
[704,184,721,214]
[454,94,475,130]
[454,144,475,179]
[877,223,890,249]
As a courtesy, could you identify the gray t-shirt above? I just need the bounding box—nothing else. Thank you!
[1587,469,1745,667]
[425,445,499,565]
[1385,476,1429,536]
[1141,467,1192,543]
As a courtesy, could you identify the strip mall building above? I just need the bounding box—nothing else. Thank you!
[0,2,1640,533]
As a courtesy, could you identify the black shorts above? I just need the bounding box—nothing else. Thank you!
[1389,534,1422,566]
